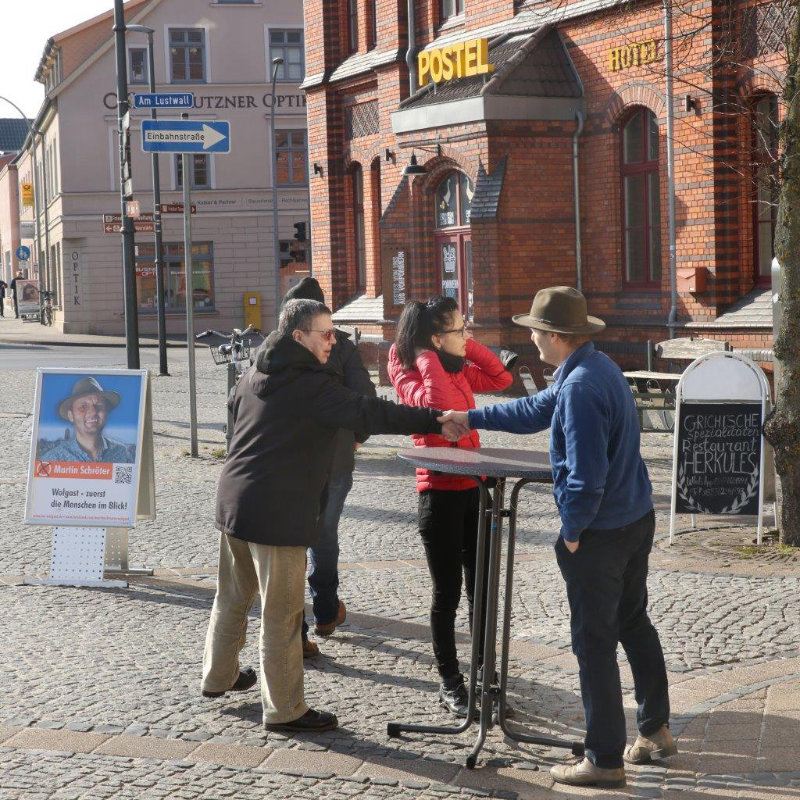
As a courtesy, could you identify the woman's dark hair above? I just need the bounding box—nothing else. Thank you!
[395,295,459,369]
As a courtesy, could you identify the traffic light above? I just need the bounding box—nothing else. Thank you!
[293,222,306,242]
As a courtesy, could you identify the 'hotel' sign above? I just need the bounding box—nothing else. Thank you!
[418,38,494,86]
[608,40,658,72]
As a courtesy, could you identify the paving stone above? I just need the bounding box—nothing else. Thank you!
[6,727,110,753]
[93,734,198,760]
[263,748,362,776]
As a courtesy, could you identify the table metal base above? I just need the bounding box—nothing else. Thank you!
[387,475,583,768]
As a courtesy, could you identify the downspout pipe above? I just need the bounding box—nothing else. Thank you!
[664,0,678,338]
[572,110,584,291]
[406,0,417,95]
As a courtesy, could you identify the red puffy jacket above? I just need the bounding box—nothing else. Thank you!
[388,338,513,492]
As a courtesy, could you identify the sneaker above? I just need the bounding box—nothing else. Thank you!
[264,708,338,733]
[550,757,626,788]
[201,667,257,698]
[302,638,320,658]
[438,675,472,718]
[314,600,346,637]
[624,725,678,764]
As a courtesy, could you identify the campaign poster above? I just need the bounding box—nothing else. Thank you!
[17,279,40,317]
[25,369,148,527]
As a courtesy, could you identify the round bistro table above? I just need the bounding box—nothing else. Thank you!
[387,446,584,768]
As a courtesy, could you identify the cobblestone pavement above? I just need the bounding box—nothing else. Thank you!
[1,326,799,799]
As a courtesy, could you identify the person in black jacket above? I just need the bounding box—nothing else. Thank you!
[9,270,23,318]
[201,298,442,734]
[0,279,7,317]
[281,278,376,657]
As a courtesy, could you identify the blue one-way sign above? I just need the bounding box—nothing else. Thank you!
[133,92,194,109]
[141,120,231,153]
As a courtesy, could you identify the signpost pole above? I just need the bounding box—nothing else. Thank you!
[182,150,199,457]
[128,25,169,377]
[112,0,140,369]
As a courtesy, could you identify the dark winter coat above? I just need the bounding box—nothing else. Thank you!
[215,331,442,547]
[326,329,376,476]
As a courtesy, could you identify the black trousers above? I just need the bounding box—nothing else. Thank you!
[418,487,490,681]
[555,509,670,768]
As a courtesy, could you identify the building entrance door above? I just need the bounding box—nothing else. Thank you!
[434,172,474,318]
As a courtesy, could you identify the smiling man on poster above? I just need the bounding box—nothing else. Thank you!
[40,377,136,464]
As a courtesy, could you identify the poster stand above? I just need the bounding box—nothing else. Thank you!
[24,371,156,588]
[669,352,772,545]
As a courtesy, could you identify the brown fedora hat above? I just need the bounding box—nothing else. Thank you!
[512,286,605,335]
[57,376,121,421]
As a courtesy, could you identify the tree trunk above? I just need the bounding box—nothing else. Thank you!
[763,6,800,546]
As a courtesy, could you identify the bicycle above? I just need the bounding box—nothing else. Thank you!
[39,290,54,326]
[196,325,265,451]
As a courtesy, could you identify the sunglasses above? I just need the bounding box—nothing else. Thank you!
[303,328,337,341]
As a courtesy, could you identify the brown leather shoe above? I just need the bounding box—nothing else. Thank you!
[302,638,320,658]
[201,667,257,698]
[550,758,626,788]
[265,708,338,733]
[314,600,346,637]
[624,725,678,764]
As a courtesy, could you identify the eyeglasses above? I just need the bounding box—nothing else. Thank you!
[437,323,470,338]
[303,328,337,341]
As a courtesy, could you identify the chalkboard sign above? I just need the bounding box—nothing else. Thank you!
[675,401,762,515]
[392,250,406,305]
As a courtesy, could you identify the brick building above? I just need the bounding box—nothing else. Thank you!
[302,0,789,380]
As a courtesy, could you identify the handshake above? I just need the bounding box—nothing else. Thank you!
[437,410,471,442]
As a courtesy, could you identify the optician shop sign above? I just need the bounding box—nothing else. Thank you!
[104,92,307,110]
[418,38,494,86]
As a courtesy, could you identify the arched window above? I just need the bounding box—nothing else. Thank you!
[433,172,474,318]
[752,94,778,284]
[621,108,661,288]
[347,0,358,54]
[351,165,367,291]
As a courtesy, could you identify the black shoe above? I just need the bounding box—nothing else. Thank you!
[264,708,338,733]
[438,675,472,718]
[202,667,257,698]
[476,667,515,717]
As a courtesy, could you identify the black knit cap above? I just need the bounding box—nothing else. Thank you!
[281,276,324,308]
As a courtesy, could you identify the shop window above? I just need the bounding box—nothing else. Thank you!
[347,0,358,53]
[434,172,474,319]
[275,130,308,186]
[135,242,215,313]
[129,48,148,84]
[175,154,211,189]
[752,94,778,284]
[270,30,305,82]
[169,28,206,83]
[441,0,464,23]
[621,107,661,288]
[352,165,367,291]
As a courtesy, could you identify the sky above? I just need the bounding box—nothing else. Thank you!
[0,1,117,119]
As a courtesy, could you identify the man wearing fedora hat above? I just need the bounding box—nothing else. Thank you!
[439,286,674,788]
[40,377,136,464]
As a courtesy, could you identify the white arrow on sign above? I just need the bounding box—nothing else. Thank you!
[201,124,226,150]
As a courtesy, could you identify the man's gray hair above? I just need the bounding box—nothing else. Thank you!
[278,298,331,334]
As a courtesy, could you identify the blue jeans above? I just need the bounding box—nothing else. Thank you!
[555,509,669,769]
[302,472,353,634]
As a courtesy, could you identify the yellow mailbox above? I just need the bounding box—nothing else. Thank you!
[243,292,261,330]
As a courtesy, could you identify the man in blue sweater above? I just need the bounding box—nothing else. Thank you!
[439,287,675,788]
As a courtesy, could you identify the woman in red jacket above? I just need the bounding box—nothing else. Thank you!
[388,296,512,716]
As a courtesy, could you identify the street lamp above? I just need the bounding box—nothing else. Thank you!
[112,0,140,369]
[270,56,284,328]
[0,96,43,291]
[126,24,169,376]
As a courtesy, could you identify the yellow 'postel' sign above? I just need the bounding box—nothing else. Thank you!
[418,38,494,87]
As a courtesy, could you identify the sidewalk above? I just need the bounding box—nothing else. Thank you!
[0,340,798,799]
[0,313,190,348]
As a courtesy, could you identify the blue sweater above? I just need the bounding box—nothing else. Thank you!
[468,342,652,542]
